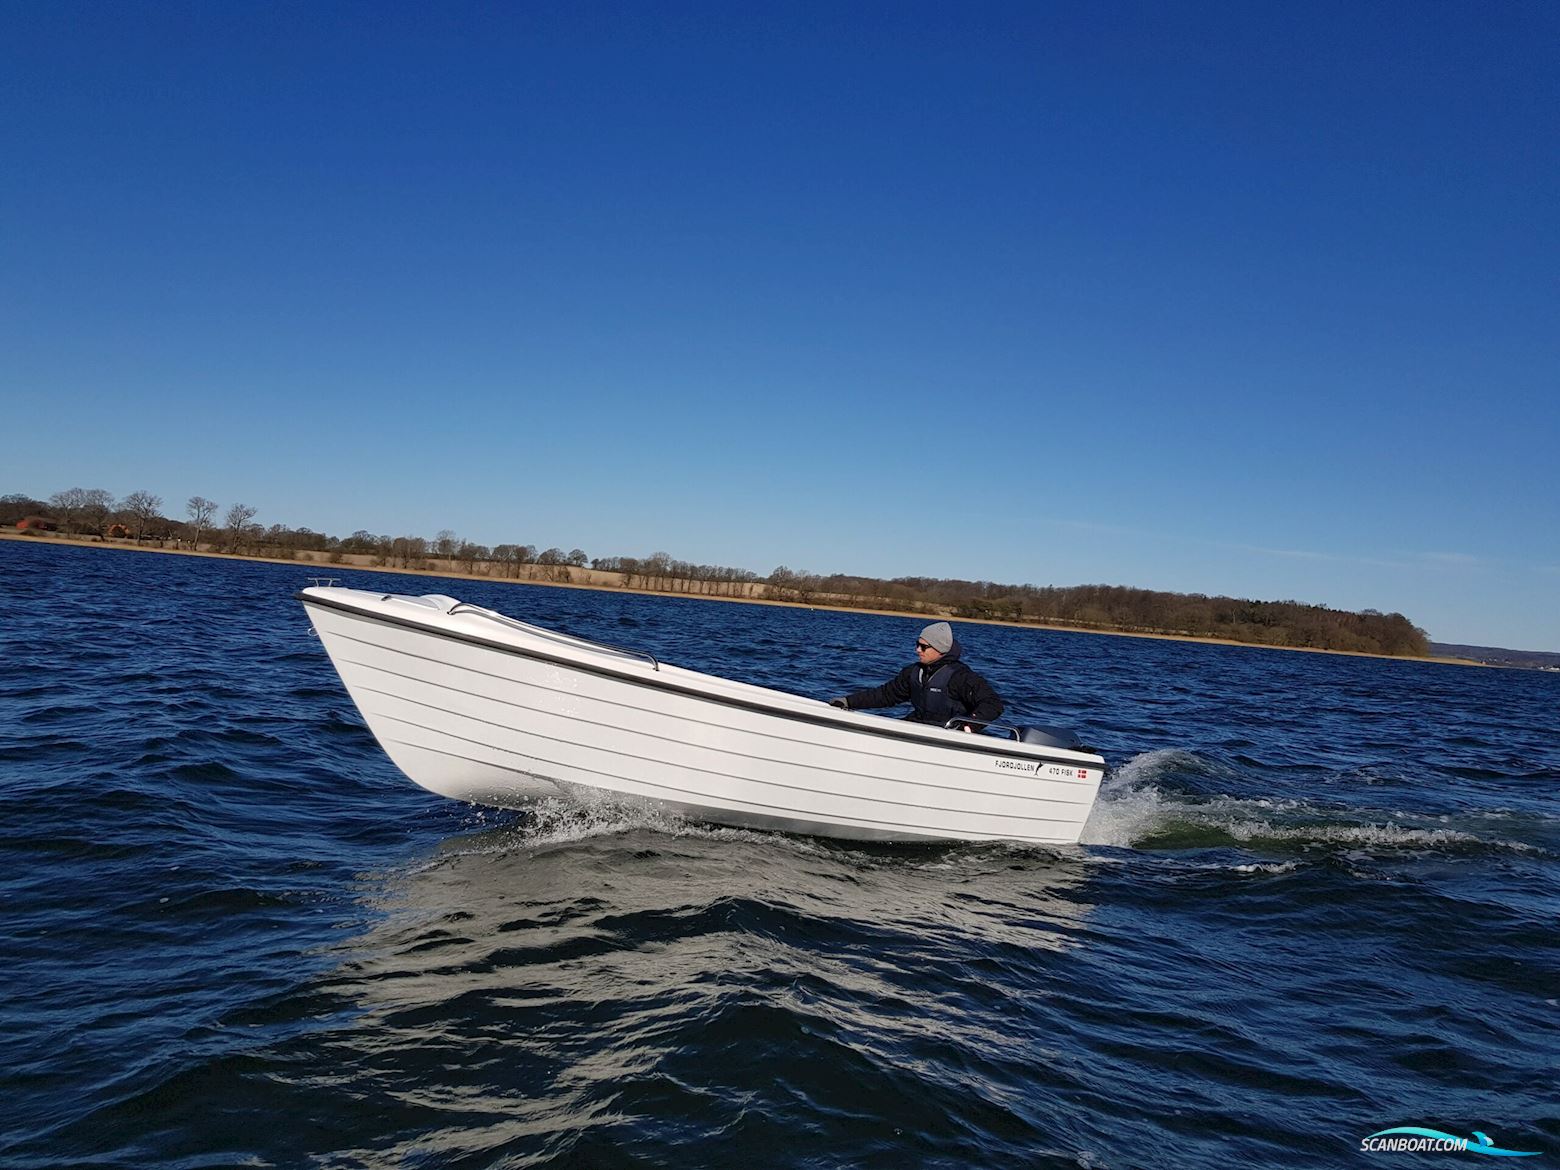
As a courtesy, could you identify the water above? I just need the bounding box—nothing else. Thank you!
[2,539,1556,1168]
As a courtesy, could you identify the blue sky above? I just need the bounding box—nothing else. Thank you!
[4,2,1557,650]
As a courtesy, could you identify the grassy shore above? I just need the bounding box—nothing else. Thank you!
[2,530,1484,665]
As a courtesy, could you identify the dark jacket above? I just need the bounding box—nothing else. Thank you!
[842,640,1005,726]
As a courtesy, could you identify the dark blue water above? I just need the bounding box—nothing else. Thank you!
[3,539,1556,1168]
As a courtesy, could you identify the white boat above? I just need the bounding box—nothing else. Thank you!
[299,586,1105,845]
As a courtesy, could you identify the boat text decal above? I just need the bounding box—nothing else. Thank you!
[996,760,1091,780]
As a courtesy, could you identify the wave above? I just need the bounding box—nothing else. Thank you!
[417,748,1546,869]
[1081,751,1545,857]
[416,795,813,867]
[414,794,1084,886]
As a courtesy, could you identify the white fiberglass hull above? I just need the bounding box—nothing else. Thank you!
[299,587,1105,845]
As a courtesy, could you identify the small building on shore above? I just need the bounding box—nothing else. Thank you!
[16,516,58,531]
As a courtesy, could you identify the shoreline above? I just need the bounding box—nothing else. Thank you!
[3,530,1488,666]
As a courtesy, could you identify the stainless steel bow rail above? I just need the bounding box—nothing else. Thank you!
[447,601,661,671]
[299,587,661,671]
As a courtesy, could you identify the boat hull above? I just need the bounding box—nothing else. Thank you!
[300,588,1104,845]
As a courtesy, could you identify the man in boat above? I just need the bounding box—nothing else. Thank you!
[829,622,1004,731]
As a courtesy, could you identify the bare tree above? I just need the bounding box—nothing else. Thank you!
[120,491,164,544]
[186,496,218,551]
[49,487,89,534]
[392,534,428,569]
[80,489,114,537]
[435,530,458,560]
[457,542,489,573]
[224,503,257,551]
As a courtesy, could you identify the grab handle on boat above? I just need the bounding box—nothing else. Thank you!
[947,720,1093,752]
[575,636,661,671]
[946,718,1003,735]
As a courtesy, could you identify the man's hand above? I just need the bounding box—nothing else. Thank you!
[829,698,849,709]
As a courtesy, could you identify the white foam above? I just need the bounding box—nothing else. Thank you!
[440,793,835,859]
[1230,861,1300,874]
[521,793,685,845]
[1077,752,1537,855]
[1079,781,1170,847]
[1105,748,1209,787]
[1220,818,1526,851]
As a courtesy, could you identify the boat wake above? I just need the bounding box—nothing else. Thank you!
[434,792,829,859]
[425,793,1080,877]
[1080,749,1543,858]
[416,746,1544,873]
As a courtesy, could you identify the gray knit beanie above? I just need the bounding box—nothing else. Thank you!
[919,622,954,653]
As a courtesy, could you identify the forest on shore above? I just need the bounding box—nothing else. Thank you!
[4,488,1432,657]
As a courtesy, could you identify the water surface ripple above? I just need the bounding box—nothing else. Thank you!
[2,541,1556,1167]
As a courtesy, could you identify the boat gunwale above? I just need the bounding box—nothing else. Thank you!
[298,589,1106,771]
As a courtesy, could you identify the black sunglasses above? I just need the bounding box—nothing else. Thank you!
[916,641,935,651]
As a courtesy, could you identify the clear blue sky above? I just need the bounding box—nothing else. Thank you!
[4,2,1557,650]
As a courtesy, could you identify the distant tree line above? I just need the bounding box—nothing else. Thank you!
[762,568,1428,655]
[950,581,1427,656]
[3,487,1430,656]
[592,552,762,597]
